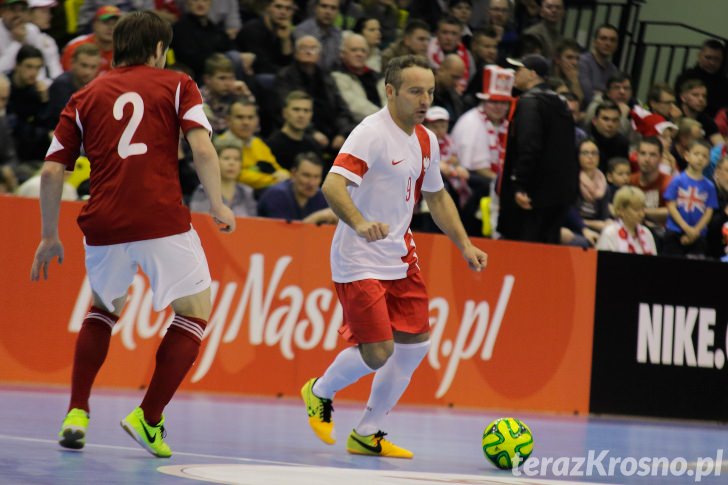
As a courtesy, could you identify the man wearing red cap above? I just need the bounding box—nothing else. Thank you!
[61,5,120,73]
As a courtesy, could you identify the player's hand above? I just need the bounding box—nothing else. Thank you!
[515,191,532,210]
[210,204,236,233]
[355,221,389,242]
[30,238,64,281]
[462,243,487,272]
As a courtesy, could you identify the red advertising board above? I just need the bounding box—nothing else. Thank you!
[0,195,596,413]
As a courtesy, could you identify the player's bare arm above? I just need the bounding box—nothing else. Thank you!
[187,128,236,233]
[30,161,66,281]
[322,172,389,242]
[423,188,487,272]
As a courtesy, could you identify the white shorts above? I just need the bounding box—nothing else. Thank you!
[84,227,211,312]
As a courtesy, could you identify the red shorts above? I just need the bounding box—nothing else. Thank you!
[334,272,430,344]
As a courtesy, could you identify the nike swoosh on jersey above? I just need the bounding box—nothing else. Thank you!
[391,159,405,165]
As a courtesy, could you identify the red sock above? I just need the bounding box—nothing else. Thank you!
[140,315,206,425]
[68,306,118,413]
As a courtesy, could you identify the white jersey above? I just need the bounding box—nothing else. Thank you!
[450,107,508,172]
[329,107,444,283]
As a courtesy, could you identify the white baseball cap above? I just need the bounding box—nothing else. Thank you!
[425,106,450,122]
[28,0,58,8]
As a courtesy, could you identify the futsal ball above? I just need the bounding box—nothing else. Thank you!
[482,417,534,469]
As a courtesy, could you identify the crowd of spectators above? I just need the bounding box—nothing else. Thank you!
[1,0,727,260]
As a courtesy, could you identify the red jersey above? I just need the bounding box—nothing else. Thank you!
[61,34,113,72]
[629,172,672,209]
[46,65,212,245]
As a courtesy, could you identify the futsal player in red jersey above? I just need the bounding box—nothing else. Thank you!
[30,10,236,458]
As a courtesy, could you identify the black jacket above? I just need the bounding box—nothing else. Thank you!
[172,14,233,81]
[274,62,356,140]
[236,17,293,75]
[498,84,578,233]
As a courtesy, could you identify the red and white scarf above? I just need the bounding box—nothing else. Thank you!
[479,108,509,176]
[438,134,472,207]
[427,38,471,91]
[616,220,654,255]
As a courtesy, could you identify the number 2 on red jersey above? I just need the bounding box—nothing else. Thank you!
[113,92,148,159]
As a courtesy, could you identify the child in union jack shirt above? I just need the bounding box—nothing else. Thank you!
[663,139,719,258]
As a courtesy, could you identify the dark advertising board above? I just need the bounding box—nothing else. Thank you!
[590,251,728,420]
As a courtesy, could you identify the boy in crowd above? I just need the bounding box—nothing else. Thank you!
[663,140,718,257]
[605,157,631,205]
[201,54,254,134]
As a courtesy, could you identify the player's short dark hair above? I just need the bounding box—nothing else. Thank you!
[385,55,432,93]
[639,136,663,156]
[293,151,323,170]
[113,11,173,67]
[16,45,43,65]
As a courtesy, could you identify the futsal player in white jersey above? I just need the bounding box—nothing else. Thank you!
[301,55,488,458]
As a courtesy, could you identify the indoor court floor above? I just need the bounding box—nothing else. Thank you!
[1,386,726,484]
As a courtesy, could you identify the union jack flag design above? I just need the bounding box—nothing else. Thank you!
[676,185,708,213]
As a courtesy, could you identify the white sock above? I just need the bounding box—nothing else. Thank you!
[355,340,430,436]
[312,346,374,399]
